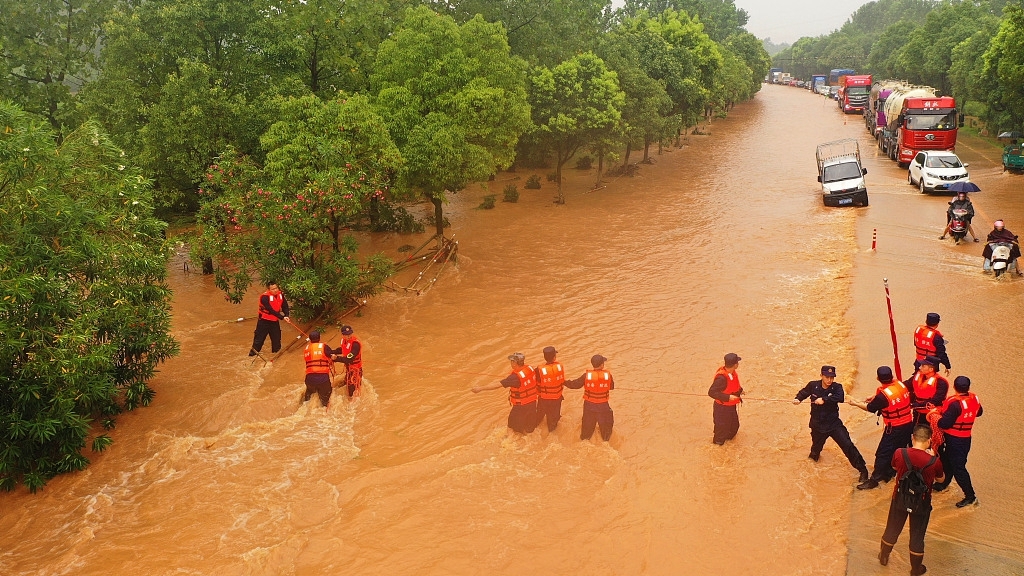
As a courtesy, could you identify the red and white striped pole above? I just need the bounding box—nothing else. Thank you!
[884,278,903,381]
[871,228,877,251]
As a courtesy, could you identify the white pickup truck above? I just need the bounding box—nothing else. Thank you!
[816,139,869,207]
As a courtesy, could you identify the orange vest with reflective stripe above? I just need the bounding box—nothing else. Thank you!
[304,343,332,374]
[912,373,946,413]
[714,367,741,406]
[942,392,980,438]
[913,325,941,360]
[508,366,538,406]
[258,291,285,321]
[537,362,565,400]
[339,336,362,369]
[878,381,913,426]
[583,369,612,404]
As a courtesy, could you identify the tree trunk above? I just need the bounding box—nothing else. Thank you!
[202,257,214,275]
[431,195,445,238]
[623,141,632,166]
[643,137,651,162]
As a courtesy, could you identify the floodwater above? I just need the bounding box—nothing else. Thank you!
[2,85,1023,575]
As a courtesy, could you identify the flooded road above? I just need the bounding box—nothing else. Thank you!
[2,84,1023,575]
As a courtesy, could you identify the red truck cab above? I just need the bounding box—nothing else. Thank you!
[838,75,872,114]
[896,96,958,165]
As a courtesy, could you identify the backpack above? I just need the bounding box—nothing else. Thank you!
[896,448,937,514]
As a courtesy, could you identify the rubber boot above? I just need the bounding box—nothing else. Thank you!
[910,552,927,575]
[878,541,893,566]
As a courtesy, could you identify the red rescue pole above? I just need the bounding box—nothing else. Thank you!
[883,278,903,380]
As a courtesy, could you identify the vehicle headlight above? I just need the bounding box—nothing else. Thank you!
[922,171,933,179]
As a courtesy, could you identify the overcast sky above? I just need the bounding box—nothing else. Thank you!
[733,0,868,44]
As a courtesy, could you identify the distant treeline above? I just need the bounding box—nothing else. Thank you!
[772,0,1024,133]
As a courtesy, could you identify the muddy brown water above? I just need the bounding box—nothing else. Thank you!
[2,85,1022,575]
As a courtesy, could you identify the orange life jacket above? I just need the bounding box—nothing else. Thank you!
[508,366,539,406]
[713,367,741,406]
[338,336,362,370]
[303,343,332,374]
[942,392,980,438]
[913,325,941,360]
[537,362,565,400]
[911,373,947,413]
[258,290,285,321]
[583,369,612,404]
[878,381,913,426]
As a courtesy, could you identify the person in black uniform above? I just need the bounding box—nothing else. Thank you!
[932,375,983,507]
[848,366,915,490]
[472,352,540,434]
[564,355,615,441]
[907,356,949,426]
[250,281,290,356]
[914,313,951,376]
[793,365,870,483]
[708,353,743,445]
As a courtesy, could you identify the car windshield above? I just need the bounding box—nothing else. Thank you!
[823,162,862,182]
[906,111,957,130]
[924,155,962,168]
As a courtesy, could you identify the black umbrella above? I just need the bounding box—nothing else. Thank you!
[948,181,981,193]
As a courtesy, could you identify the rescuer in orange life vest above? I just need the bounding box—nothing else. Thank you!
[334,325,362,398]
[930,375,982,508]
[302,330,345,408]
[708,353,743,445]
[847,366,915,490]
[472,352,540,434]
[906,355,949,426]
[534,346,565,432]
[563,354,615,441]
[913,313,951,376]
[792,365,870,484]
[249,281,290,356]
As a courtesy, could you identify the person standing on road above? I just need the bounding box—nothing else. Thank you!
[472,353,539,434]
[793,365,870,483]
[878,425,945,576]
[848,366,915,490]
[907,356,949,426]
[708,353,743,445]
[931,376,982,508]
[334,325,363,398]
[535,346,565,432]
[250,281,290,356]
[563,355,615,441]
[913,313,950,376]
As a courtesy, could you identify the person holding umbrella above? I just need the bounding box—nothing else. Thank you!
[939,185,981,242]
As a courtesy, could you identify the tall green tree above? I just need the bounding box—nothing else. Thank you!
[0,102,178,492]
[983,3,1024,131]
[372,7,532,235]
[193,94,402,314]
[530,51,625,202]
[0,0,113,132]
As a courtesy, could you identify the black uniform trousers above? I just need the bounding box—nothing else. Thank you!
[581,404,613,441]
[252,318,282,353]
[303,373,333,407]
[810,422,867,471]
[871,423,914,481]
[537,397,562,432]
[712,403,740,443]
[936,435,975,499]
[882,497,932,554]
[507,402,539,434]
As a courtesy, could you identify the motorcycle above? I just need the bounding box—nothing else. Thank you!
[988,242,1017,277]
[949,208,970,244]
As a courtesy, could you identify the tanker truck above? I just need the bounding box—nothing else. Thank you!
[865,80,903,139]
[880,84,959,167]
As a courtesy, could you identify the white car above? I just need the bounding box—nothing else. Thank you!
[908,150,969,193]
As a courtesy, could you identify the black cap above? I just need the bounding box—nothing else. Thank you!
[954,376,971,392]
[542,346,557,361]
[724,353,741,366]
[340,325,354,335]
[926,312,940,325]
[308,330,321,342]
[821,365,836,377]
[923,356,941,369]
[591,354,608,367]
[876,366,894,383]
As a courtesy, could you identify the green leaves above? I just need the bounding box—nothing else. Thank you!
[0,102,178,492]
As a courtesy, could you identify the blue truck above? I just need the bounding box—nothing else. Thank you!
[810,75,827,93]
[829,69,856,85]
